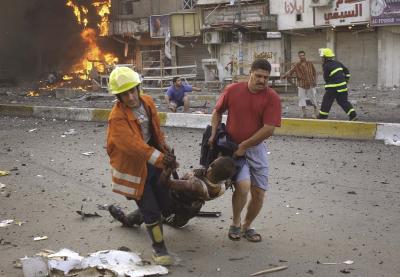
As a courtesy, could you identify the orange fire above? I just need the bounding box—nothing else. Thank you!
[66,0,89,27]
[66,0,117,80]
[27,91,39,97]
[93,0,111,36]
[63,75,74,81]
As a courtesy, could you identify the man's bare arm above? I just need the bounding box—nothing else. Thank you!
[209,110,223,146]
[234,124,275,157]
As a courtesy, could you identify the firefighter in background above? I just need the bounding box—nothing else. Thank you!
[318,48,357,121]
[106,66,176,266]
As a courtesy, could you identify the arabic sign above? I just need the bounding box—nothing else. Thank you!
[315,0,370,26]
[285,0,305,14]
[371,0,400,26]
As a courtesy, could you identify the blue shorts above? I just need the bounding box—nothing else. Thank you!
[234,143,269,191]
[170,99,184,108]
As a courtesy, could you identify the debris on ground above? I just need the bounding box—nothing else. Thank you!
[0,170,10,176]
[76,205,102,220]
[33,236,48,241]
[196,211,221,217]
[340,268,352,274]
[342,260,354,265]
[317,260,355,265]
[63,129,77,136]
[0,219,14,227]
[20,248,168,277]
[250,265,288,276]
[81,151,94,156]
[96,204,109,210]
[0,182,6,189]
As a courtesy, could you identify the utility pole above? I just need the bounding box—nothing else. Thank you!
[236,0,244,75]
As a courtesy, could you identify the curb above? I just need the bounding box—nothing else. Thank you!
[1,104,399,144]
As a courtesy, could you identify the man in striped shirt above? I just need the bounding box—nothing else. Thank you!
[281,50,319,118]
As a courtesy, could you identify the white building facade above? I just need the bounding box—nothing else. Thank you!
[271,0,400,88]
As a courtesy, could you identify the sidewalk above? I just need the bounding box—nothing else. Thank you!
[1,85,399,122]
[0,86,399,145]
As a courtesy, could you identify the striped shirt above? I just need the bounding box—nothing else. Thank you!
[287,61,316,89]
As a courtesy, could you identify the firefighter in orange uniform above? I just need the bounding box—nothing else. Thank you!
[106,66,176,266]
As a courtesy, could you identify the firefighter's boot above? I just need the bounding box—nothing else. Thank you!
[146,221,173,266]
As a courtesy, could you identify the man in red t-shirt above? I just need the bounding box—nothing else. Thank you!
[209,58,281,242]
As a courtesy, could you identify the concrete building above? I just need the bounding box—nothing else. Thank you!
[271,0,400,88]
[107,0,400,88]
[109,0,207,83]
[196,0,280,82]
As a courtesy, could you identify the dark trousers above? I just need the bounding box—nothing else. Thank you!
[135,164,172,224]
[319,90,356,119]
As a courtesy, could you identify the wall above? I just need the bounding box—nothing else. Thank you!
[219,39,283,79]
[270,0,314,30]
[378,26,400,88]
[336,31,378,85]
[176,42,209,79]
[130,0,187,17]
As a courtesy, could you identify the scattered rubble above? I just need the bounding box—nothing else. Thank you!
[20,248,168,277]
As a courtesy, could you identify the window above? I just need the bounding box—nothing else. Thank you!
[296,13,302,22]
[183,0,195,9]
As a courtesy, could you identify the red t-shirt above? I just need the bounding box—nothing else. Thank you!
[215,82,281,144]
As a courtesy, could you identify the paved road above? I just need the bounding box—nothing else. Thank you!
[0,116,399,276]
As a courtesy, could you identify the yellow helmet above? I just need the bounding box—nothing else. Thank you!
[108,66,141,95]
[319,48,335,58]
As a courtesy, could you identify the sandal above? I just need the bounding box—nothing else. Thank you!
[242,228,262,242]
[228,225,241,241]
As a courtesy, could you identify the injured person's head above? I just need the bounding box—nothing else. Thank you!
[206,156,236,184]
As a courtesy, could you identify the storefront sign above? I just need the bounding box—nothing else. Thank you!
[315,0,370,26]
[284,0,305,14]
[371,0,400,26]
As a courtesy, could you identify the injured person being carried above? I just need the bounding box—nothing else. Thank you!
[108,154,236,228]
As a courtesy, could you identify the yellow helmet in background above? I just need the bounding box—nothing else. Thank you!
[319,48,335,58]
[108,66,141,95]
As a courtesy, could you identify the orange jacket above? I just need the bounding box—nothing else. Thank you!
[106,94,167,200]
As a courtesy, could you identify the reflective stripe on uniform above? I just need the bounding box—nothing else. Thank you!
[337,88,348,92]
[319,111,329,115]
[112,182,137,195]
[329,67,343,77]
[347,108,355,115]
[325,81,347,88]
[346,74,351,77]
[148,149,161,165]
[111,166,141,183]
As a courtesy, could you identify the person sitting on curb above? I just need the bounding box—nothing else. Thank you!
[165,77,201,113]
[108,155,237,229]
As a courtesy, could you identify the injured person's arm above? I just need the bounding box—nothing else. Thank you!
[159,169,209,200]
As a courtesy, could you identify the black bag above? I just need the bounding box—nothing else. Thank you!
[200,123,237,168]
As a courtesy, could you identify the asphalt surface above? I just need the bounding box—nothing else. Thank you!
[0,116,399,277]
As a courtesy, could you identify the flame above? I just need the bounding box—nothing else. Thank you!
[63,75,74,81]
[93,0,111,36]
[65,0,117,83]
[27,91,39,97]
[71,28,118,79]
[66,0,89,27]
